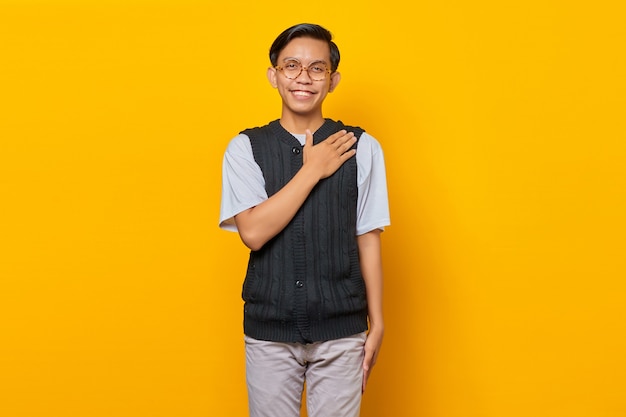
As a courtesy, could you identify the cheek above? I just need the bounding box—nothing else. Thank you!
[276,81,290,93]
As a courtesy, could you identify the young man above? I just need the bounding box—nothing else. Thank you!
[219,23,390,417]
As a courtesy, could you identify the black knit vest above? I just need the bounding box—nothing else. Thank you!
[241,119,368,343]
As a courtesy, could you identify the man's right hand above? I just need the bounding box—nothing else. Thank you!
[303,129,357,180]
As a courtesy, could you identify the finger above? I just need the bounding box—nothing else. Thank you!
[340,135,357,152]
[339,131,355,144]
[330,133,354,153]
[338,148,356,163]
[304,129,313,147]
[326,129,347,145]
[363,349,373,372]
[362,348,375,393]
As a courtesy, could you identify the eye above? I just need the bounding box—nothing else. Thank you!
[284,61,300,70]
[309,63,327,73]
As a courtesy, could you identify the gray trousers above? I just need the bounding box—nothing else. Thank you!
[245,332,367,417]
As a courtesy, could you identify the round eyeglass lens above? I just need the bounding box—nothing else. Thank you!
[280,61,328,81]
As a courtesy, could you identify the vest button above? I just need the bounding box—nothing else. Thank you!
[295,280,304,288]
[291,147,301,155]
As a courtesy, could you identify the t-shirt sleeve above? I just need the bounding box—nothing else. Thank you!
[219,134,268,232]
[356,132,391,235]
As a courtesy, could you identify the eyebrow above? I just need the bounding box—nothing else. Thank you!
[282,57,328,65]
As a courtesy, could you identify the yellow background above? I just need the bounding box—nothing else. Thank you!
[1,1,625,416]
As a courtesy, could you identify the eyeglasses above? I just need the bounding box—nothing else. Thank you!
[275,59,330,81]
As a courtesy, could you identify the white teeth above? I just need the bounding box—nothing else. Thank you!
[293,91,312,96]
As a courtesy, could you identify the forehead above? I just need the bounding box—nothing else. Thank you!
[278,37,331,62]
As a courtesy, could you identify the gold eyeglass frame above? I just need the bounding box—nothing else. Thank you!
[274,60,331,81]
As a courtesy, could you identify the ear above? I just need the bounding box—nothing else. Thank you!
[267,67,278,88]
[329,71,341,93]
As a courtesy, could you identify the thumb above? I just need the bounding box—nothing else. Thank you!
[363,353,372,371]
[304,129,313,148]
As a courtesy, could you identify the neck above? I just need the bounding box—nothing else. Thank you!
[279,112,325,135]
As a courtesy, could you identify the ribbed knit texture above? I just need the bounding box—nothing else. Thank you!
[242,119,368,343]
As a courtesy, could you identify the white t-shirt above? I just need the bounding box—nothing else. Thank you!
[219,130,390,236]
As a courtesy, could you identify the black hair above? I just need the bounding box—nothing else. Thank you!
[269,23,340,73]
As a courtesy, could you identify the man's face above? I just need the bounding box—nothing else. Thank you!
[267,37,340,119]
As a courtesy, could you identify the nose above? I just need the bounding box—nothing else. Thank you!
[295,66,312,83]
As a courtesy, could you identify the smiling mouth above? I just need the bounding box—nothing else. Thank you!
[291,90,315,97]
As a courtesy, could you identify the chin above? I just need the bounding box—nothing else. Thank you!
[285,105,319,116]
